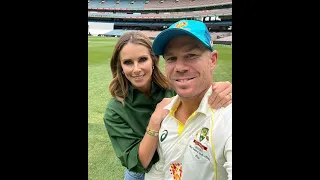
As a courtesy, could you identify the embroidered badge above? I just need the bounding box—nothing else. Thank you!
[175,21,188,29]
[170,162,182,180]
[199,127,209,142]
[193,127,209,151]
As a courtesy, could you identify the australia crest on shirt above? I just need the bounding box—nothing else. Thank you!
[188,127,211,161]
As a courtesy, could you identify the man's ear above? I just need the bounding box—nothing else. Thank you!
[209,50,218,70]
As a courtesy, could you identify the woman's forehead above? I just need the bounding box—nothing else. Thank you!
[120,43,150,60]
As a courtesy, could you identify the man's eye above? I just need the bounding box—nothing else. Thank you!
[165,57,175,62]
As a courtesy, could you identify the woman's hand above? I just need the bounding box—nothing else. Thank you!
[148,97,173,131]
[208,81,232,109]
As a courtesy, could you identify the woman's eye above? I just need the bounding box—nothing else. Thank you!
[139,57,147,62]
[123,61,132,65]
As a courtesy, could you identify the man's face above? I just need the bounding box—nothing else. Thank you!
[163,35,217,99]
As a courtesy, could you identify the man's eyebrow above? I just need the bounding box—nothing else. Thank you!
[164,51,173,57]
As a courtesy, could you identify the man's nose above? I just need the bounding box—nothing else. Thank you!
[175,58,188,73]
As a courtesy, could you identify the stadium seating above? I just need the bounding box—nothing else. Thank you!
[143,0,231,9]
[88,0,232,44]
[88,0,232,10]
[88,8,232,19]
[104,29,133,36]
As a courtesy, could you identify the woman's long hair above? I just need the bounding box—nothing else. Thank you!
[109,31,169,103]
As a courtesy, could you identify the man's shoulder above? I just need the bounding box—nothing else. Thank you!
[222,103,232,114]
[214,103,232,123]
[215,103,232,114]
[212,104,232,139]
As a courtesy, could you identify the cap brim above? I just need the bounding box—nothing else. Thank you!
[152,28,212,56]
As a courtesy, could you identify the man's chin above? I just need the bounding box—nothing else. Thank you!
[175,89,194,98]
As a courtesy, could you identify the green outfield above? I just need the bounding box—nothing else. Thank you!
[88,36,232,180]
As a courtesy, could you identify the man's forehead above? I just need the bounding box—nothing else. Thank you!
[164,42,205,56]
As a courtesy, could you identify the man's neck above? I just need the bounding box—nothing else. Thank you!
[175,85,210,124]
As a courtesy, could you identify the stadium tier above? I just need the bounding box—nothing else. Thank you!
[88,0,232,44]
[88,0,231,10]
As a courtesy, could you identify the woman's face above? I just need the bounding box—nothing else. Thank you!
[119,42,153,93]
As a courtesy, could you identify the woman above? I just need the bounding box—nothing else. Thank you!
[103,31,232,180]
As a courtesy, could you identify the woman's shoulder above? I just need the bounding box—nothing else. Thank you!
[106,98,124,110]
[104,98,127,124]
[104,98,123,115]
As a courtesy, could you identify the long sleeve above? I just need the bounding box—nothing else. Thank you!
[103,99,159,173]
[223,136,232,180]
[213,103,232,180]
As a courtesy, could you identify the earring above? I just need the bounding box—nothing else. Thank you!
[152,66,154,70]
[122,71,124,75]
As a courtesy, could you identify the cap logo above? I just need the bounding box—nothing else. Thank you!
[175,21,188,29]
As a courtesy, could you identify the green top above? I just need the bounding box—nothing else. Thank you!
[103,82,176,173]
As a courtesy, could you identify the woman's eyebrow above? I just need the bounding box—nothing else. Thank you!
[121,58,131,62]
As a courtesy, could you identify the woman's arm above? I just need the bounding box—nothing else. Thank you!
[104,98,172,172]
[104,100,159,173]
[138,98,172,168]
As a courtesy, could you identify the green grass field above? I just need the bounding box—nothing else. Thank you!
[88,36,232,180]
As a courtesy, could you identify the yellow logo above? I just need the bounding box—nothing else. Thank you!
[175,21,188,29]
[196,127,209,142]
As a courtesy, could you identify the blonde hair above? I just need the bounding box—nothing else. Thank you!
[109,31,170,103]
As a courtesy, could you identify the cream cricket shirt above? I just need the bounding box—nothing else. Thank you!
[145,87,232,180]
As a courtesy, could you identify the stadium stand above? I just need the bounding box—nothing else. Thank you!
[88,0,232,44]
[88,0,232,10]
[104,29,133,36]
[144,0,231,9]
[88,8,231,19]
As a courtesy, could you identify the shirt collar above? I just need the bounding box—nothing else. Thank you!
[127,81,164,102]
[164,85,213,115]
[197,85,213,115]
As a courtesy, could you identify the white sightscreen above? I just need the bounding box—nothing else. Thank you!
[88,22,114,36]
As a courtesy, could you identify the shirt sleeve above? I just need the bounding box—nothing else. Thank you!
[222,104,232,180]
[103,101,159,173]
[145,146,165,180]
[223,136,232,180]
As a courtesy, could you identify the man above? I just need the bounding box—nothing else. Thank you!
[145,20,232,180]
